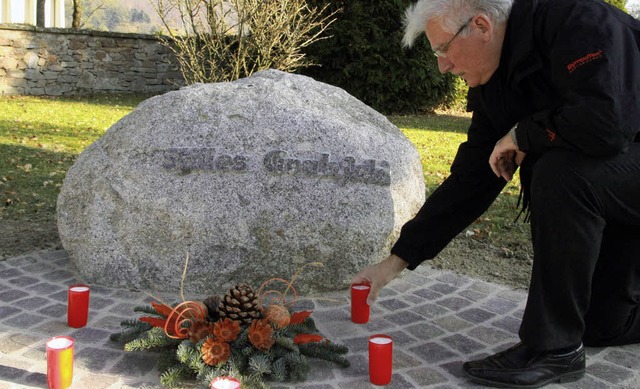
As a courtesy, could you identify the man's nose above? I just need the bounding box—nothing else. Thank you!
[437,57,453,74]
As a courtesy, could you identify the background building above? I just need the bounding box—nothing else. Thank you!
[0,0,65,28]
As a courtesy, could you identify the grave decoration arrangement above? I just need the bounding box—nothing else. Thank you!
[110,261,350,388]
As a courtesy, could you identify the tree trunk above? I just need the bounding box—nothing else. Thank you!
[36,0,46,27]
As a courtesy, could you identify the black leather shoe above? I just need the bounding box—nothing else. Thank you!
[462,342,585,388]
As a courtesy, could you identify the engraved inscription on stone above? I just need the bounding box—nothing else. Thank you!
[263,150,390,186]
[156,148,391,186]
[160,148,248,172]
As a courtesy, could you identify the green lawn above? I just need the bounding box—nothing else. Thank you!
[0,94,529,258]
[0,95,147,222]
[388,113,529,250]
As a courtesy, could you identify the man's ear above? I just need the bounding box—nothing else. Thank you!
[473,13,494,38]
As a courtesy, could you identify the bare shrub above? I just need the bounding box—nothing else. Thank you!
[151,0,337,84]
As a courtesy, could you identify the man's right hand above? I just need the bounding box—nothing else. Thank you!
[351,254,409,305]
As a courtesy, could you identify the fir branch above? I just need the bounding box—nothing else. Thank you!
[279,318,319,337]
[157,351,182,376]
[199,370,217,386]
[109,321,153,344]
[120,318,152,329]
[124,327,180,351]
[227,351,250,374]
[199,367,225,387]
[285,353,309,381]
[160,365,190,388]
[176,340,196,359]
[320,341,349,354]
[133,305,162,316]
[195,363,217,383]
[270,344,295,361]
[299,343,350,367]
[274,335,298,352]
[303,317,319,332]
[227,329,253,367]
[191,358,207,376]
[299,340,349,355]
[233,327,250,346]
[209,365,271,389]
[238,372,271,389]
[176,340,214,384]
[238,345,255,358]
[271,357,289,382]
[281,323,310,336]
[249,353,272,376]
[176,340,202,371]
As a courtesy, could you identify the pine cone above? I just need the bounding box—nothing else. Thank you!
[203,295,221,322]
[218,284,261,324]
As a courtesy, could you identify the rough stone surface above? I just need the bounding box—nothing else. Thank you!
[57,69,425,294]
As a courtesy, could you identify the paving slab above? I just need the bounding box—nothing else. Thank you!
[1,250,639,388]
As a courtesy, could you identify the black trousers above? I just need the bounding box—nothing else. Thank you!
[519,143,640,351]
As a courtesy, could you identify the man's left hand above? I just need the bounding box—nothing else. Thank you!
[489,133,526,181]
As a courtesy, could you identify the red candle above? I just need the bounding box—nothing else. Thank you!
[67,284,90,328]
[351,283,371,323]
[369,334,393,385]
[46,336,74,389]
[210,376,241,389]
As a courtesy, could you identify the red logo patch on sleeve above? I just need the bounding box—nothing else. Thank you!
[546,128,557,142]
[567,50,604,74]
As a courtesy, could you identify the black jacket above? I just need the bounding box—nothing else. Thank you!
[392,0,640,270]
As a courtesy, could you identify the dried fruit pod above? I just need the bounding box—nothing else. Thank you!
[263,304,291,329]
[203,295,221,321]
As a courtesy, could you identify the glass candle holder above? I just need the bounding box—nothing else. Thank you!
[351,283,371,323]
[46,336,74,389]
[67,284,90,328]
[369,334,393,385]
[210,376,241,389]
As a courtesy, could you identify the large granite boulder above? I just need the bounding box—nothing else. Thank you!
[57,69,425,295]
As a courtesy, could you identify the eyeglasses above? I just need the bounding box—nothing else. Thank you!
[432,17,473,58]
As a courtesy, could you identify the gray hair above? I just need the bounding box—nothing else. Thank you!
[402,0,514,47]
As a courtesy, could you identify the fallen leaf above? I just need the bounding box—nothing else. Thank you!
[18,164,32,173]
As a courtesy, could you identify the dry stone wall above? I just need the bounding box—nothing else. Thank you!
[0,25,183,96]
